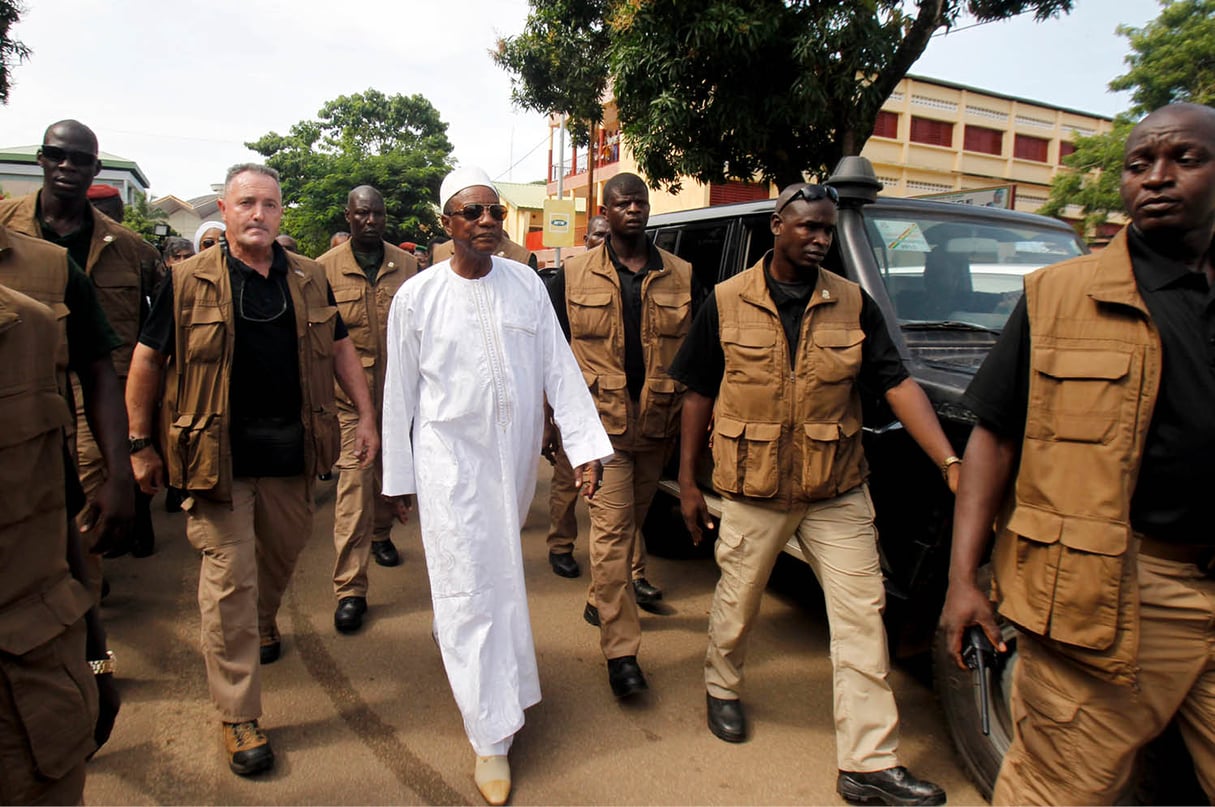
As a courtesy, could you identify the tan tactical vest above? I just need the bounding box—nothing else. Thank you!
[0,193,146,377]
[563,243,692,443]
[160,247,341,502]
[991,229,1158,684]
[0,284,94,668]
[0,228,73,414]
[318,240,417,410]
[711,259,868,507]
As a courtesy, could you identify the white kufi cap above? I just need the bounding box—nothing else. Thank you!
[439,166,496,211]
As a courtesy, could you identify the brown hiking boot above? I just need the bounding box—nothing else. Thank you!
[222,720,274,776]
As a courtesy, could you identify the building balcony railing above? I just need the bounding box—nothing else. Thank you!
[548,131,621,182]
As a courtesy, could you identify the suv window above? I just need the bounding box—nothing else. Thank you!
[659,221,731,288]
[864,211,1083,331]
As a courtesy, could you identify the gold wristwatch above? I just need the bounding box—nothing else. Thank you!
[89,650,116,676]
[940,455,962,481]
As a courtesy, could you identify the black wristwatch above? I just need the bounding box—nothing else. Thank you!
[128,436,154,454]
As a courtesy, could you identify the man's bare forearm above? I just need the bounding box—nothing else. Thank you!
[125,343,165,438]
[949,424,1018,585]
[678,392,714,486]
[884,378,955,467]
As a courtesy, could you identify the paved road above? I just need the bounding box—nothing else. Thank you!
[84,464,982,805]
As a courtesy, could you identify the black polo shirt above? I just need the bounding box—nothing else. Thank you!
[36,195,93,272]
[547,237,685,401]
[669,256,908,399]
[964,227,1215,544]
[140,240,347,477]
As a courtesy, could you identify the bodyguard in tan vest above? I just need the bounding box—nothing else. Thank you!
[0,282,100,806]
[673,183,957,806]
[0,120,144,599]
[542,214,649,584]
[549,173,693,698]
[319,185,416,634]
[126,164,380,778]
[942,104,1215,804]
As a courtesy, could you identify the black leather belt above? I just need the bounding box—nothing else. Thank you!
[1138,535,1215,573]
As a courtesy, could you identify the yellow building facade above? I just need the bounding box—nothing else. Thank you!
[544,74,1114,239]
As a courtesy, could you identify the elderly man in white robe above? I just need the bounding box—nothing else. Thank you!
[381,166,612,806]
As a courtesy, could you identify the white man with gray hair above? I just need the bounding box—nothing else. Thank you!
[125,163,380,776]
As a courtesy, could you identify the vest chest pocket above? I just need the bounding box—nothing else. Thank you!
[813,328,864,383]
[307,306,338,358]
[1027,348,1132,444]
[649,292,690,338]
[711,416,780,498]
[184,307,226,363]
[722,326,777,385]
[590,372,629,435]
[568,290,614,339]
[333,286,368,332]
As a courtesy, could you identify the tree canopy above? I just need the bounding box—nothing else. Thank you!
[122,191,176,242]
[0,0,29,104]
[496,0,1073,189]
[246,89,453,256]
[1040,0,1215,231]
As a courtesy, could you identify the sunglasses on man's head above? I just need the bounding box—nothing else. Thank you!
[446,203,508,222]
[38,145,98,168]
[776,184,839,214]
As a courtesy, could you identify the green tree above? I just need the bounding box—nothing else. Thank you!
[0,1,29,105]
[1041,0,1215,230]
[122,191,175,242]
[496,0,1073,189]
[247,89,453,256]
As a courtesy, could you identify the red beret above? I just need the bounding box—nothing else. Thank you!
[400,241,417,251]
[86,184,121,200]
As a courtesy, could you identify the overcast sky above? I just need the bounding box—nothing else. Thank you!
[0,0,1164,200]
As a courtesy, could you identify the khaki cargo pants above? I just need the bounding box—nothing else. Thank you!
[185,476,311,722]
[547,435,645,578]
[586,412,670,661]
[332,408,395,599]
[994,551,1215,805]
[705,485,901,772]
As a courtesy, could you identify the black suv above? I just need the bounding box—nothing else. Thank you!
[641,157,1086,797]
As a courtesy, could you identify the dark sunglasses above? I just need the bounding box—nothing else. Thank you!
[776,184,839,214]
[38,145,98,168]
[200,239,218,249]
[447,203,507,222]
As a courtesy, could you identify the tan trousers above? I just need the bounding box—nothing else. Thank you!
[332,409,394,599]
[73,404,105,604]
[586,423,669,661]
[185,475,312,722]
[705,486,900,772]
[0,620,93,806]
[548,439,646,578]
[994,552,1215,805]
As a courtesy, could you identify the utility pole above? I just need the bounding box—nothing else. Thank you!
[555,114,566,267]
